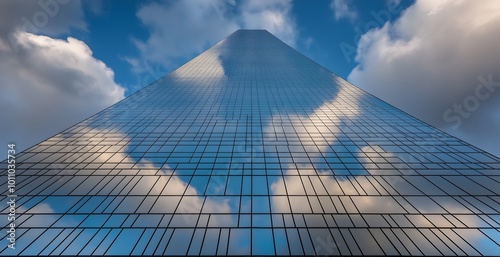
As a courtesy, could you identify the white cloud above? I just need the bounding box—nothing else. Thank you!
[239,0,297,46]
[0,0,124,152]
[22,126,232,220]
[131,0,297,72]
[131,0,239,70]
[0,32,124,152]
[348,0,500,157]
[330,0,357,21]
[269,77,364,211]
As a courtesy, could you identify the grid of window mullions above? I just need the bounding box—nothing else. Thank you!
[2,30,500,255]
[5,226,499,256]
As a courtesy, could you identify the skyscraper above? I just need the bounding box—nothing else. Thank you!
[2,30,500,256]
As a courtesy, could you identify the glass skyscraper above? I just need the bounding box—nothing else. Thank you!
[2,30,500,256]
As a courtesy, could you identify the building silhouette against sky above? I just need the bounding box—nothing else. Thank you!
[2,30,500,256]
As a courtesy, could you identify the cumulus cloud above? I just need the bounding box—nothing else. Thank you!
[348,0,500,157]
[130,0,297,73]
[330,0,357,21]
[131,0,239,70]
[0,0,124,152]
[239,0,297,46]
[0,33,124,151]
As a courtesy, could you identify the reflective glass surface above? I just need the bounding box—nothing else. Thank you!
[2,30,500,256]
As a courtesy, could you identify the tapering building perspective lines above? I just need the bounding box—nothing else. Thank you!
[2,30,500,256]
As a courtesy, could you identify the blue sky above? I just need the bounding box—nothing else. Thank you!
[78,0,413,94]
[1,0,500,157]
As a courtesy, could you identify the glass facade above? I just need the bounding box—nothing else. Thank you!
[2,29,500,256]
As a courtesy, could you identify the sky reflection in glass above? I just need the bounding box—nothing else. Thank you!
[1,30,500,256]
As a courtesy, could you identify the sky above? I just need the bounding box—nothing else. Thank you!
[1,0,499,157]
